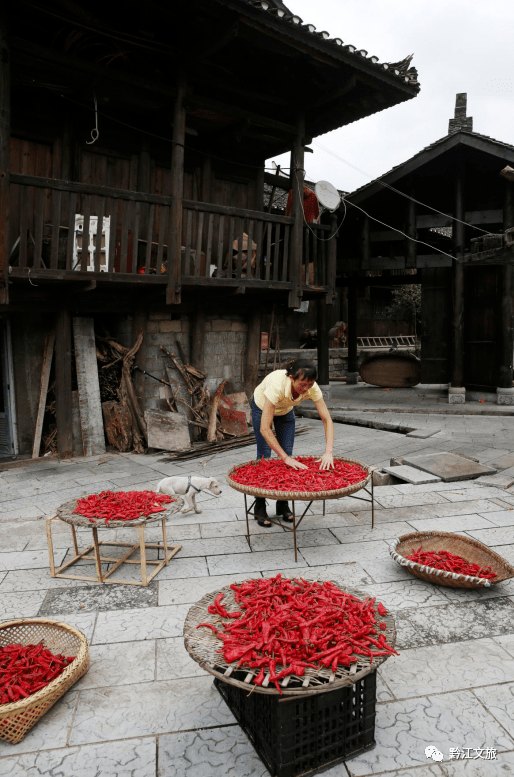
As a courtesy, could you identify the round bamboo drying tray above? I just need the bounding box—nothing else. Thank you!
[56,495,184,528]
[226,457,371,502]
[390,531,514,588]
[0,618,90,744]
[183,580,396,696]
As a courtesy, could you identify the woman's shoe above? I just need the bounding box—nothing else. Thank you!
[276,500,294,522]
[254,498,271,527]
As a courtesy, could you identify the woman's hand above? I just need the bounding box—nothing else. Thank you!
[283,456,309,470]
[317,452,334,470]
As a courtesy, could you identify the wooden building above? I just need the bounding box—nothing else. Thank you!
[0,0,419,456]
[338,94,514,403]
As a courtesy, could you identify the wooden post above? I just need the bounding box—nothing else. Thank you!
[326,213,338,303]
[500,181,514,388]
[254,164,264,212]
[452,159,465,387]
[359,215,370,271]
[347,281,358,382]
[288,115,305,309]
[55,308,73,458]
[317,296,329,386]
[0,12,10,305]
[244,305,262,396]
[191,304,206,372]
[167,74,186,305]
[405,181,417,269]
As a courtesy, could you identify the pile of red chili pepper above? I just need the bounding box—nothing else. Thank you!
[73,490,174,524]
[230,457,368,492]
[0,642,75,704]
[197,575,396,693]
[405,547,497,579]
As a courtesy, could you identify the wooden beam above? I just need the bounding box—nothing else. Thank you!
[167,73,186,305]
[188,94,297,137]
[183,199,293,223]
[313,76,357,109]
[288,115,305,308]
[55,308,73,458]
[10,173,172,205]
[359,215,370,270]
[0,12,10,305]
[263,171,292,191]
[416,210,503,229]
[186,22,239,66]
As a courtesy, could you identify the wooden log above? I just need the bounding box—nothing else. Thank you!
[55,308,73,458]
[207,380,228,442]
[32,327,55,458]
[72,317,106,457]
[101,400,133,451]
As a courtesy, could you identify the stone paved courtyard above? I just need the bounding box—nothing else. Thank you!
[1,410,514,776]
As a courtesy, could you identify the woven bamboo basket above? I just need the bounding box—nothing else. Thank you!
[183,580,396,696]
[226,457,371,502]
[56,495,183,528]
[0,619,90,744]
[390,531,514,589]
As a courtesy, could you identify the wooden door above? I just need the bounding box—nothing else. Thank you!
[420,268,452,383]
[464,266,501,390]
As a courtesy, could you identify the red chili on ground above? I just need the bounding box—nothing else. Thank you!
[73,490,174,525]
[196,575,395,693]
[230,457,368,492]
[0,642,75,704]
[405,546,497,579]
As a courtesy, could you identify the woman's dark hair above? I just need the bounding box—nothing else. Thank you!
[285,358,317,381]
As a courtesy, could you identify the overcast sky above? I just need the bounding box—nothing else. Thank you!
[269,0,514,193]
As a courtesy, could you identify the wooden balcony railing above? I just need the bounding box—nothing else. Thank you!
[8,174,333,294]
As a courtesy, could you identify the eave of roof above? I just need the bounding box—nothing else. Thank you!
[348,130,514,204]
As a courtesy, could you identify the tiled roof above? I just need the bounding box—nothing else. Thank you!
[238,0,419,88]
[348,130,514,199]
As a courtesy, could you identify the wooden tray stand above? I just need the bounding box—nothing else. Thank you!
[46,515,182,587]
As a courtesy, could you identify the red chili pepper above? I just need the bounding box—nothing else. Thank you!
[0,642,76,704]
[73,490,175,525]
[229,457,368,493]
[406,547,497,579]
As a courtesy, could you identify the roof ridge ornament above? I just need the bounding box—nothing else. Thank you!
[448,93,473,135]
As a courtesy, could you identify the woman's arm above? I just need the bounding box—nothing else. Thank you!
[260,398,308,470]
[314,397,334,470]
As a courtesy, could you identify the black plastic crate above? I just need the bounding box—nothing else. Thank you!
[215,672,376,777]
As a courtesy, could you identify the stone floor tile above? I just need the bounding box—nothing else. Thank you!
[480,509,514,527]
[69,676,234,745]
[0,737,157,777]
[442,488,508,503]
[156,636,206,681]
[331,521,415,545]
[39,582,158,615]
[77,640,155,690]
[428,500,504,517]
[170,536,250,558]
[0,566,105,592]
[406,514,496,533]
[364,579,450,611]
[106,555,209,582]
[165,507,239,527]
[249,528,340,553]
[158,573,256,606]
[157,726,266,777]
[473,684,514,748]
[0,590,46,619]
[345,690,514,775]
[395,598,514,649]
[373,493,452,509]
[300,540,391,567]
[359,557,416,584]
[93,604,190,643]
[207,549,308,576]
[466,526,514,546]
[0,691,79,757]
[0,549,66,572]
[380,638,514,698]
[443,751,514,776]
[201,518,286,538]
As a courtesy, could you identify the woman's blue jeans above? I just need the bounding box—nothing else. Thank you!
[251,398,295,460]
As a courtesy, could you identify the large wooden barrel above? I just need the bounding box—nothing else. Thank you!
[359,352,421,388]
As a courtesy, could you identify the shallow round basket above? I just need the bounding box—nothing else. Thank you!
[390,531,514,589]
[183,580,396,696]
[0,618,90,744]
[226,457,371,501]
[56,494,184,528]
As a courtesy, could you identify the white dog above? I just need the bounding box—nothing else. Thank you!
[157,475,222,514]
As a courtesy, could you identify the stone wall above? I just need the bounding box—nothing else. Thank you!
[259,348,348,379]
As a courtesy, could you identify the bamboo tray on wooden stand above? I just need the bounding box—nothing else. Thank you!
[46,496,184,587]
[226,458,373,562]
